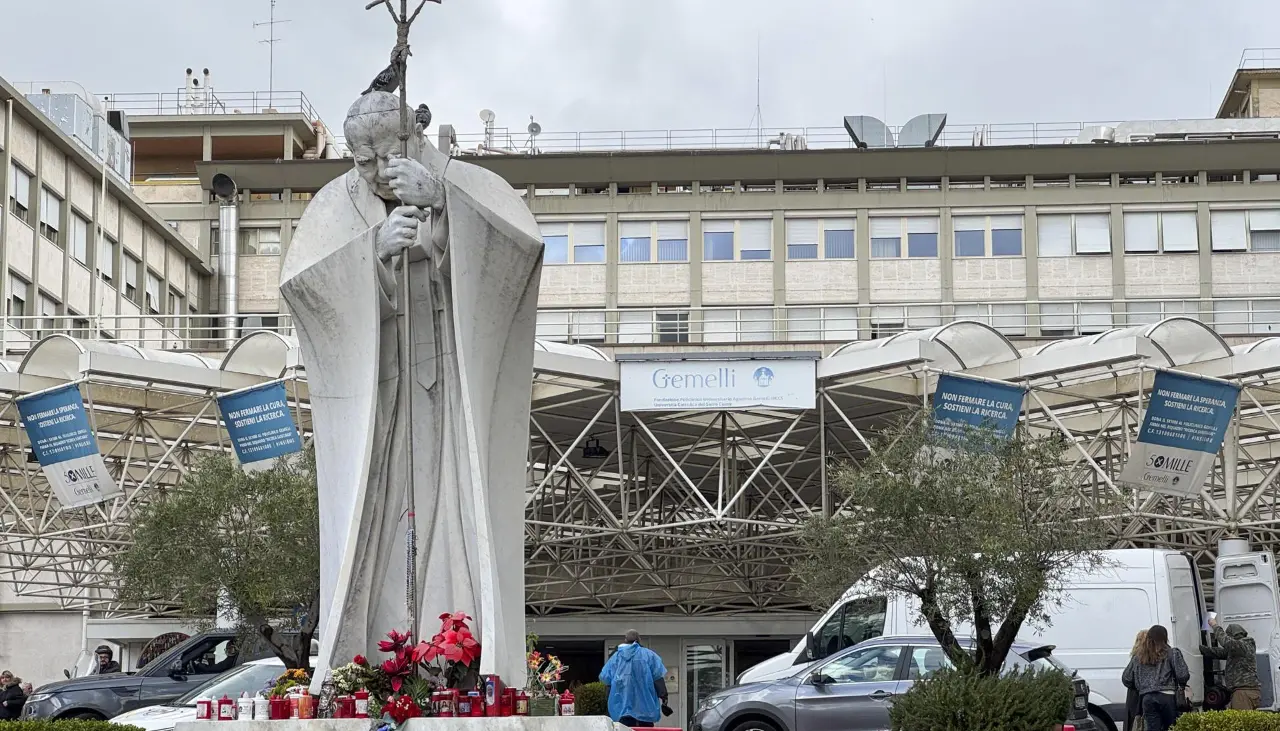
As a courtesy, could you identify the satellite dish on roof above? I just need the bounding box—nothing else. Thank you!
[479,109,496,124]
[528,120,542,136]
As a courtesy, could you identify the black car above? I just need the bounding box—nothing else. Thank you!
[22,631,266,720]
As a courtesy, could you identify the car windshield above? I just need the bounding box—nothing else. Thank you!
[174,663,284,706]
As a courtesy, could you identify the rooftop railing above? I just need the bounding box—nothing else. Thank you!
[102,90,321,124]
[1239,48,1280,70]
[452,121,1129,155]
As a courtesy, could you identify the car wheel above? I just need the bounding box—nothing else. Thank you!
[1089,711,1115,731]
[64,712,107,721]
[730,719,780,731]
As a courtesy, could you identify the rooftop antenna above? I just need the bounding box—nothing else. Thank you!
[744,33,763,147]
[254,0,291,109]
[527,116,541,154]
[480,108,495,149]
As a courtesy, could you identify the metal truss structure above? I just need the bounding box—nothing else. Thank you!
[4,319,1280,618]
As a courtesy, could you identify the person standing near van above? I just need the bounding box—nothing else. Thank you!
[1126,630,1148,731]
[1123,625,1191,731]
[1201,617,1261,710]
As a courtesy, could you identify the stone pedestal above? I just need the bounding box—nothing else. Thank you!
[177,717,627,731]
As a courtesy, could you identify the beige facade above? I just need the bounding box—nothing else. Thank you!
[0,77,209,352]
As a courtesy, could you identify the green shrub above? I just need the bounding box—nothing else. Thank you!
[888,667,1073,731]
[8,723,144,731]
[575,681,609,716]
[1173,711,1280,731]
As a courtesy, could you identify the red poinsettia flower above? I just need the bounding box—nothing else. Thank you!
[380,653,413,692]
[439,627,481,665]
[413,637,443,664]
[353,655,367,667]
[378,629,411,654]
[438,611,472,633]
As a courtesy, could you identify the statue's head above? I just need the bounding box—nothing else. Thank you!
[345,91,424,201]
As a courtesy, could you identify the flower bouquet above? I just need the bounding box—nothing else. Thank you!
[525,633,567,716]
[268,668,311,699]
[371,611,483,731]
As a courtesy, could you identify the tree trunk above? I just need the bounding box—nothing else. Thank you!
[916,588,967,668]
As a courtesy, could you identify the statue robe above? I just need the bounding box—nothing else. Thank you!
[280,155,542,687]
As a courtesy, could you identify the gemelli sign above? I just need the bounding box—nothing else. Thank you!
[17,383,122,508]
[620,359,816,412]
[1119,370,1240,497]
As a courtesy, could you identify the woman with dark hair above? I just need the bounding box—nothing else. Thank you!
[1122,625,1191,731]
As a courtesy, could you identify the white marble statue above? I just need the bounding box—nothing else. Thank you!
[281,91,542,687]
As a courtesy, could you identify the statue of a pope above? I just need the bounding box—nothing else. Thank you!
[280,90,542,686]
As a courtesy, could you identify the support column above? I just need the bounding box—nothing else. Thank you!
[604,212,619,342]
[939,207,954,309]
[772,210,786,339]
[0,100,11,351]
[1109,203,1126,325]
[856,209,870,339]
[1197,201,1213,320]
[1024,207,1040,337]
[202,126,213,161]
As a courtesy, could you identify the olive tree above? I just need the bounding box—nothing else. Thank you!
[116,450,319,669]
[798,413,1108,676]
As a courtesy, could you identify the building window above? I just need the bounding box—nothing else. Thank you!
[786,306,858,342]
[145,271,162,315]
[1040,301,1113,336]
[703,308,773,343]
[69,312,91,339]
[239,315,282,332]
[99,234,117,284]
[7,274,29,329]
[70,213,90,264]
[37,293,58,338]
[538,221,605,264]
[1123,211,1198,253]
[1037,213,1111,256]
[954,303,1028,336]
[124,253,141,303]
[9,164,32,225]
[870,217,939,259]
[953,214,1024,257]
[786,218,855,260]
[617,220,690,264]
[210,226,220,256]
[656,311,690,343]
[869,305,941,338]
[39,187,62,246]
[1127,300,1200,325]
[1211,209,1280,252]
[168,289,184,321]
[1213,300,1280,334]
[704,219,772,261]
[240,226,283,255]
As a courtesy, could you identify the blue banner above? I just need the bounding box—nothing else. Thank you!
[17,383,121,508]
[1119,371,1241,496]
[217,382,303,464]
[931,374,1026,442]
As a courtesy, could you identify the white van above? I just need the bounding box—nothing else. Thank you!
[740,548,1280,731]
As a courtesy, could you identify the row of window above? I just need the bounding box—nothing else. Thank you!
[537,209,1280,264]
[533,300,1280,344]
[210,227,283,256]
[8,163,170,313]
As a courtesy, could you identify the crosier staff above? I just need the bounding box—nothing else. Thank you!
[364,0,441,648]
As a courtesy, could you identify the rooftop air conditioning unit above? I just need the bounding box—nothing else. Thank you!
[1085,125,1116,144]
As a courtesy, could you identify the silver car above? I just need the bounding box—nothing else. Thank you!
[692,635,1094,731]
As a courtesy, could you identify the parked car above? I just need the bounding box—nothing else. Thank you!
[111,656,314,731]
[739,548,1210,728]
[22,631,284,720]
[693,636,1094,731]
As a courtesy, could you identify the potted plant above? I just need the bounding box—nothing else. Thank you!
[526,633,568,716]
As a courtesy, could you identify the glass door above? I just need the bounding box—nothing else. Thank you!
[684,641,727,728]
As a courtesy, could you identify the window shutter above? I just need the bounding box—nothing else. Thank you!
[989,214,1023,231]
[1074,214,1111,253]
[952,216,984,232]
[702,219,735,234]
[906,217,939,234]
[786,219,820,246]
[657,221,688,239]
[1160,212,1198,252]
[1123,212,1159,253]
[620,221,651,239]
[740,220,771,252]
[1249,210,1280,231]
[1037,215,1072,257]
[1211,211,1247,251]
[869,218,900,238]
[539,222,568,237]
[574,222,605,246]
[824,218,855,232]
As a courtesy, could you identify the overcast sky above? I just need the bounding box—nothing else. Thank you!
[2,0,1278,144]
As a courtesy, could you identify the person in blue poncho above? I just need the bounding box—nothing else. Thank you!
[600,630,669,727]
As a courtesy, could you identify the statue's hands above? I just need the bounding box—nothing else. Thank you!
[376,206,428,262]
[385,155,443,210]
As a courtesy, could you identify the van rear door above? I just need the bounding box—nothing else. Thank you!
[1164,553,1207,702]
[1214,550,1280,707]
